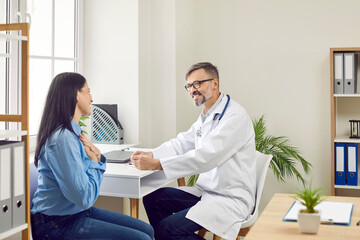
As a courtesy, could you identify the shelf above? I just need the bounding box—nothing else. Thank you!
[0,224,28,239]
[334,185,360,190]
[334,136,360,143]
[0,33,28,41]
[0,130,28,139]
[0,23,30,240]
[330,48,360,196]
[334,94,360,98]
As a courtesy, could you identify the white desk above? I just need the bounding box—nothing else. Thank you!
[94,143,136,153]
[100,163,172,217]
[95,144,173,218]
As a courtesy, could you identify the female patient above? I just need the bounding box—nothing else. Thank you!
[31,72,153,240]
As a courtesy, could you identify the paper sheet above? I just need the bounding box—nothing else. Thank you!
[283,200,354,225]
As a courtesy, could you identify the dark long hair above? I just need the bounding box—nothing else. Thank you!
[34,72,86,167]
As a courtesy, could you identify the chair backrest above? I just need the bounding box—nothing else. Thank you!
[29,162,39,206]
[242,151,272,228]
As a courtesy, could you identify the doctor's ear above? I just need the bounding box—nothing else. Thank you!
[213,78,219,89]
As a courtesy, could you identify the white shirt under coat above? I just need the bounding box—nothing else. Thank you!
[152,93,256,240]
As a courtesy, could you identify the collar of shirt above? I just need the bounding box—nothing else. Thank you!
[200,93,224,123]
[71,119,82,136]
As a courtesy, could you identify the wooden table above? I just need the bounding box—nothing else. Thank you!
[246,193,360,240]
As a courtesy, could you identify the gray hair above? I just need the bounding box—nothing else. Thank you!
[185,62,219,84]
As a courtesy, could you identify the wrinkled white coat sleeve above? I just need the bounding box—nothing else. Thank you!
[152,123,196,158]
[153,112,253,180]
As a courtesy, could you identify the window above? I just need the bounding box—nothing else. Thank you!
[28,0,82,137]
[0,0,82,151]
[0,0,22,131]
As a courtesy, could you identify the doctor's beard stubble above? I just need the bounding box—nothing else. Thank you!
[192,91,206,107]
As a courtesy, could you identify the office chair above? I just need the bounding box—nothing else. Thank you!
[29,162,38,205]
[198,151,272,240]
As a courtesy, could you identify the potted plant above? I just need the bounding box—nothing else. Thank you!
[294,185,324,234]
[79,116,90,134]
[187,115,312,186]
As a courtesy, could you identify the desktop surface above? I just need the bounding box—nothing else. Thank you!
[246,193,360,240]
[94,143,136,154]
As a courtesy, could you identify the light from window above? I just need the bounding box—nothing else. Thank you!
[0,57,5,129]
[54,0,75,58]
[54,60,75,76]
[0,0,6,24]
[28,0,79,136]
[29,59,51,135]
[29,0,52,56]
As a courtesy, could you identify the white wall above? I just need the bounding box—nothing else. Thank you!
[83,0,139,144]
[83,0,360,228]
[174,0,360,211]
[139,0,177,148]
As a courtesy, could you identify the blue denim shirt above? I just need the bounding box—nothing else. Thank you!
[31,120,106,216]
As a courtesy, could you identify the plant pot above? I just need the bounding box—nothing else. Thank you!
[297,209,321,234]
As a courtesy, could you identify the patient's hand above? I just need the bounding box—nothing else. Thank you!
[84,146,98,162]
[80,134,101,161]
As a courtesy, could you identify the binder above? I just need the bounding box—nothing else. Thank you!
[0,142,12,234]
[11,142,25,227]
[335,143,346,185]
[334,53,344,94]
[346,144,358,186]
[344,53,357,94]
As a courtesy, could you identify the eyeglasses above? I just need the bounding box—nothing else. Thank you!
[184,79,213,92]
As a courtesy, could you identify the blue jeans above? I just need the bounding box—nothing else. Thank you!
[31,207,154,240]
[143,187,204,240]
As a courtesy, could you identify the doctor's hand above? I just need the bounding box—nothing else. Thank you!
[131,151,153,159]
[131,153,162,170]
[80,134,101,161]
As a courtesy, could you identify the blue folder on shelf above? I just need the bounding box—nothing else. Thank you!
[335,143,346,185]
[346,144,358,186]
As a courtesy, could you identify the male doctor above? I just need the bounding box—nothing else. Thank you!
[131,62,256,240]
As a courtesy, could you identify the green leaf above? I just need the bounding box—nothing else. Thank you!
[294,184,325,213]
[80,116,89,121]
[187,175,199,187]
[79,116,89,135]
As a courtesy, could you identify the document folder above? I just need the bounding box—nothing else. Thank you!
[344,53,357,94]
[334,53,344,94]
[11,142,25,227]
[335,143,346,185]
[283,200,354,225]
[0,142,12,234]
[346,144,358,186]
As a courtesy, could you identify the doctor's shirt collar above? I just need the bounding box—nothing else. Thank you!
[201,93,224,123]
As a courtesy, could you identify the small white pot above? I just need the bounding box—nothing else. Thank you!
[297,209,321,234]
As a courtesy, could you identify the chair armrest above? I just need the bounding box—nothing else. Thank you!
[177,177,186,186]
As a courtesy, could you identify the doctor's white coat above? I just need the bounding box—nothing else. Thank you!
[152,94,256,240]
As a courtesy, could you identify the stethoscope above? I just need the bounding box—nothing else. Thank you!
[196,94,230,137]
